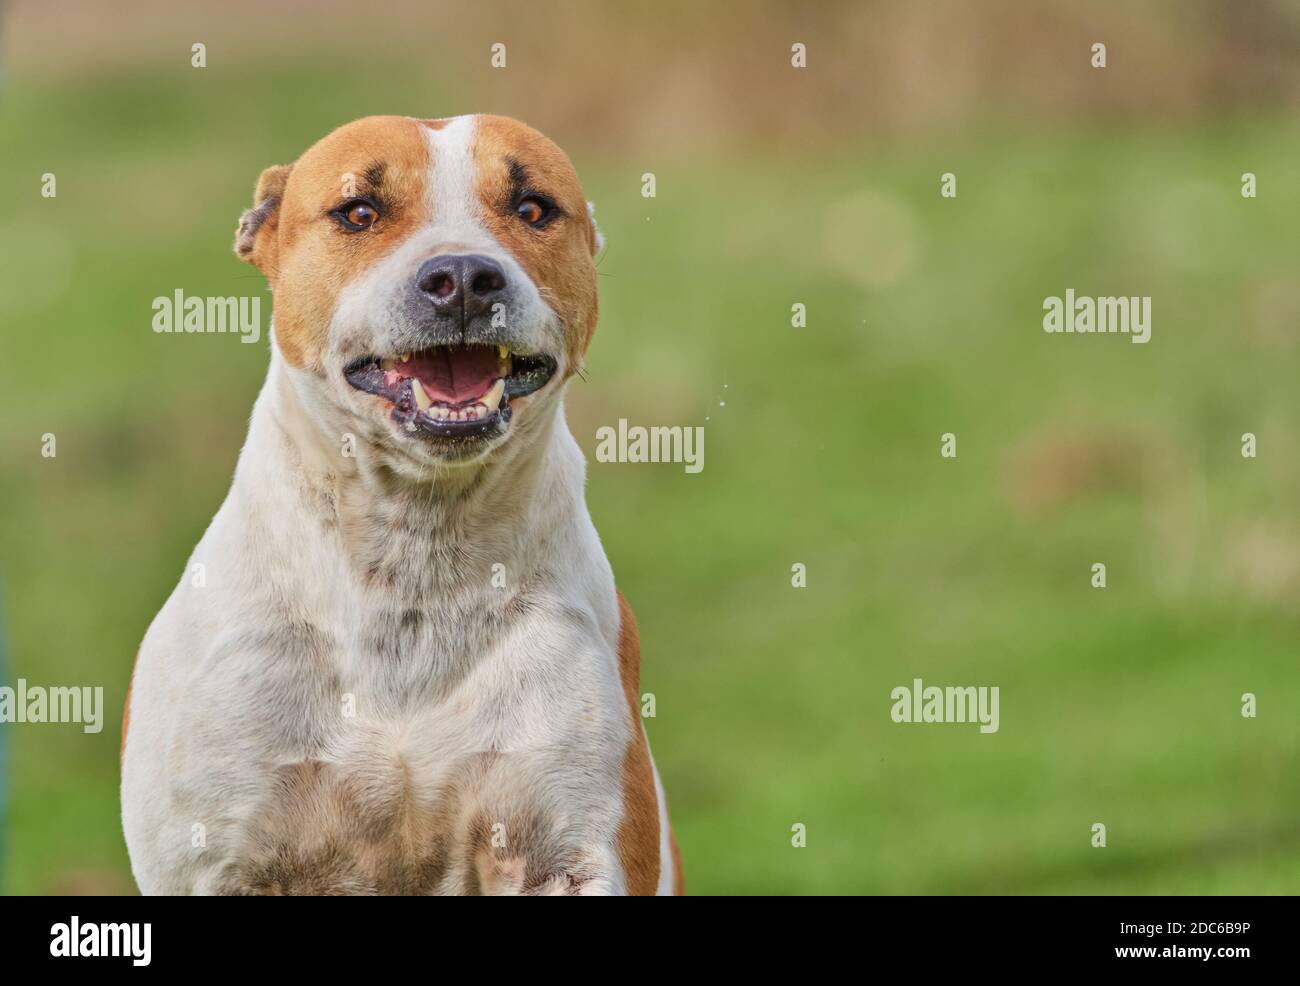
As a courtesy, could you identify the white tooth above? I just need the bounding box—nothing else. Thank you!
[497,345,509,360]
[400,352,412,363]
[474,404,487,419]
[410,378,431,411]
[434,405,448,420]
[481,377,505,411]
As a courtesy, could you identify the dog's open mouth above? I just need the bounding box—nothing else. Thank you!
[345,344,557,439]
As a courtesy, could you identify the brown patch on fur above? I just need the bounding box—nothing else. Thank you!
[472,115,600,372]
[221,757,462,895]
[670,827,685,895]
[237,116,434,370]
[614,591,662,895]
[120,662,135,764]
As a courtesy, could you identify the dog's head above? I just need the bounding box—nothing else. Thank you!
[235,114,601,468]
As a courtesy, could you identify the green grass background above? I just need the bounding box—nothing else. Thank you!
[2,33,1299,894]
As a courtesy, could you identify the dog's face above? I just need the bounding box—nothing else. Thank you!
[235,115,601,467]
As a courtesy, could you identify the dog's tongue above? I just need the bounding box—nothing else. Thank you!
[401,345,501,404]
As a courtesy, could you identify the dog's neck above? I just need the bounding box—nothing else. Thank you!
[237,350,588,600]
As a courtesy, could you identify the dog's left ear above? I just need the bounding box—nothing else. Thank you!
[234,163,293,276]
[586,200,605,256]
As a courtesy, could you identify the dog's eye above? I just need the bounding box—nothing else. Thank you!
[336,200,379,231]
[515,196,552,228]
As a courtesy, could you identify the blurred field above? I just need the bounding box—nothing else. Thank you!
[1,2,1299,894]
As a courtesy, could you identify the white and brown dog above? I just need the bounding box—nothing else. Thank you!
[120,114,682,895]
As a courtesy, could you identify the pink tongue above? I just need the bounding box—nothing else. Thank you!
[400,346,500,404]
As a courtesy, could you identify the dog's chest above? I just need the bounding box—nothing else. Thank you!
[201,603,626,895]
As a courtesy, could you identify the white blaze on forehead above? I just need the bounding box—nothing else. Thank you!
[423,115,489,244]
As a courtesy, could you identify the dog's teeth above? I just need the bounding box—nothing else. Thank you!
[433,404,449,421]
[410,378,432,411]
[400,352,411,363]
[497,345,509,359]
[481,378,505,412]
[380,358,395,371]
[474,404,488,420]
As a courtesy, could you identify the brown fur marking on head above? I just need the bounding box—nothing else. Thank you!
[233,115,600,373]
[471,115,600,372]
[235,117,434,369]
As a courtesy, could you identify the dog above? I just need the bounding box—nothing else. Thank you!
[120,114,682,895]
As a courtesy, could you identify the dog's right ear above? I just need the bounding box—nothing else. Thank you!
[234,163,293,276]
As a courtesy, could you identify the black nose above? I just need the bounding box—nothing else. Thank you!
[415,254,508,319]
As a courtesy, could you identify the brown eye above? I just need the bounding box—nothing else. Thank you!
[515,196,550,227]
[338,200,378,230]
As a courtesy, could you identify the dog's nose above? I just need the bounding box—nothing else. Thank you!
[416,254,508,319]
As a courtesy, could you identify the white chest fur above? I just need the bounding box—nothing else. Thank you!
[121,366,631,894]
